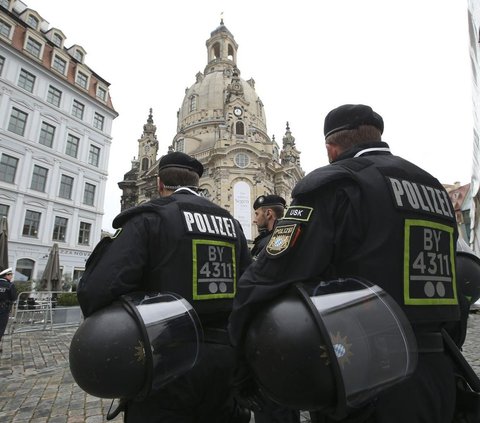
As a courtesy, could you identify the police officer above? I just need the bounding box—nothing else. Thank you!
[77,152,252,423]
[251,195,286,259]
[229,104,460,423]
[250,196,299,423]
[0,267,16,352]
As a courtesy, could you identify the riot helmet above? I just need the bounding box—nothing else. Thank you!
[456,238,480,306]
[244,278,417,418]
[69,291,202,400]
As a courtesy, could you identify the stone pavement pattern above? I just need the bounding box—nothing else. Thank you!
[1,314,480,423]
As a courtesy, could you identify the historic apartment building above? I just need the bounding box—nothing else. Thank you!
[119,20,304,240]
[0,0,117,283]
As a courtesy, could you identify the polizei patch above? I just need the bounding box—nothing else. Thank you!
[266,224,299,257]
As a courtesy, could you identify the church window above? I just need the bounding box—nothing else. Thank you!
[213,42,220,59]
[257,100,264,119]
[176,138,185,152]
[235,121,245,135]
[228,44,234,61]
[199,188,210,199]
[141,157,149,171]
[234,153,249,168]
[190,96,197,112]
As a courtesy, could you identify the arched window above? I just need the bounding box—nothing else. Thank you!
[141,157,149,171]
[176,139,184,152]
[190,96,197,112]
[27,14,39,29]
[228,44,234,61]
[52,33,63,47]
[199,188,211,199]
[212,42,221,59]
[16,258,34,281]
[74,49,84,62]
[235,121,245,135]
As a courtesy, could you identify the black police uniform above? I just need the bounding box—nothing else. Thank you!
[229,142,460,423]
[78,187,252,423]
[0,275,16,341]
[251,195,286,261]
[251,229,271,259]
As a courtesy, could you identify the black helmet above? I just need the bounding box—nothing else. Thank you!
[244,278,417,418]
[456,239,480,306]
[69,292,202,399]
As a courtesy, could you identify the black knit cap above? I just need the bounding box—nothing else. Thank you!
[324,104,384,139]
[254,195,286,210]
[158,152,203,177]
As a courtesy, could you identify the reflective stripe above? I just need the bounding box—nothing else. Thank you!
[403,219,457,305]
[192,239,236,300]
[354,147,391,157]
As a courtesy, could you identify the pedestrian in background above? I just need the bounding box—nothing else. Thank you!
[0,267,17,352]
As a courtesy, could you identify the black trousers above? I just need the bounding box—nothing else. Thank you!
[254,405,300,423]
[125,343,247,423]
[0,310,9,340]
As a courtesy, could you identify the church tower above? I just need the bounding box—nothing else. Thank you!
[119,20,304,240]
[118,109,159,210]
[138,108,159,173]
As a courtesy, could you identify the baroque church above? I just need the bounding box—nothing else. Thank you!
[118,20,304,241]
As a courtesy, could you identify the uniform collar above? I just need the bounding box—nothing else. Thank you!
[333,141,391,163]
[173,187,200,196]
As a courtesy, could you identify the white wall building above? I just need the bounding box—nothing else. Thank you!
[468,0,480,253]
[0,0,118,285]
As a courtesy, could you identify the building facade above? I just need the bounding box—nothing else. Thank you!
[446,182,472,243]
[468,0,480,253]
[119,20,304,241]
[0,0,117,285]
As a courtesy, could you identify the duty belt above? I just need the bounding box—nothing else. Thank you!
[415,332,444,353]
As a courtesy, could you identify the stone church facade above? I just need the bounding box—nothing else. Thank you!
[118,20,304,241]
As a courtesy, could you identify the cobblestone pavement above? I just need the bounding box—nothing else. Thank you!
[1,314,479,423]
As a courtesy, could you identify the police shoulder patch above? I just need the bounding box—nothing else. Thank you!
[266,223,301,258]
[283,206,313,222]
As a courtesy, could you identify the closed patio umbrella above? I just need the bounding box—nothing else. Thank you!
[39,243,61,291]
[0,216,8,272]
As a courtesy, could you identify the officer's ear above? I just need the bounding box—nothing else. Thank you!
[157,177,165,195]
[325,142,340,163]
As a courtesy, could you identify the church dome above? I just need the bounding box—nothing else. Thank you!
[119,21,304,242]
[174,21,268,154]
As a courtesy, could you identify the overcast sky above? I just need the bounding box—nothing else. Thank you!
[25,0,474,232]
